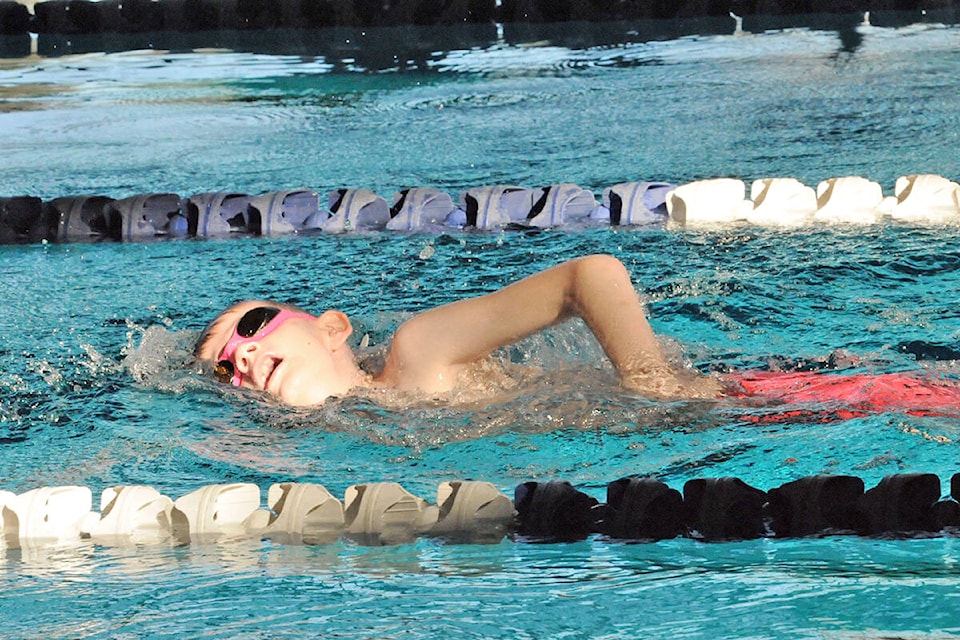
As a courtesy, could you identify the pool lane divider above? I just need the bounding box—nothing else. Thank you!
[2,473,960,550]
[2,174,959,244]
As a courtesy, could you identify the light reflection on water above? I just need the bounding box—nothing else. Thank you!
[4,536,960,638]
[2,21,960,197]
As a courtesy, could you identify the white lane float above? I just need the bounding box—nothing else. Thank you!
[813,176,885,224]
[171,482,262,543]
[0,481,517,549]
[80,485,174,545]
[666,178,754,224]
[2,486,95,548]
[249,482,346,545]
[746,177,818,226]
[343,481,436,545]
[886,174,960,222]
[427,480,516,543]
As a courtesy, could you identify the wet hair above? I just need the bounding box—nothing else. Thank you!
[193,300,314,360]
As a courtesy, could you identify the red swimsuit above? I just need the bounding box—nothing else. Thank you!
[724,370,960,422]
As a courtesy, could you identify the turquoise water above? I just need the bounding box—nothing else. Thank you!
[2,18,960,639]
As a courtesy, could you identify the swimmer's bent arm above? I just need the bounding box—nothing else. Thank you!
[382,254,720,398]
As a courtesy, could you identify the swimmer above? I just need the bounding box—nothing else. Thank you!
[195,254,722,406]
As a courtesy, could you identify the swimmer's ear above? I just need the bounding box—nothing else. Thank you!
[316,310,353,349]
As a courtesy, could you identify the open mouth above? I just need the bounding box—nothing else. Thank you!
[258,356,282,392]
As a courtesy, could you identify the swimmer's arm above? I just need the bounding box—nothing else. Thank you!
[386,254,719,397]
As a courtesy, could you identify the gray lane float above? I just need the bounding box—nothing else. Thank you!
[108,193,187,240]
[182,191,251,237]
[46,194,118,242]
[0,196,45,243]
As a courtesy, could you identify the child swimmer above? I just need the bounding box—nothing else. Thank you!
[196,253,960,417]
[195,254,723,406]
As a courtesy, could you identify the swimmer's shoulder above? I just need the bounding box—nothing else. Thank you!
[376,320,464,393]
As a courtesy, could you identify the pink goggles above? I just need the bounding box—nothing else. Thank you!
[214,306,314,386]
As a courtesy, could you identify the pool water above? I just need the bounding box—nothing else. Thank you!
[2,17,960,640]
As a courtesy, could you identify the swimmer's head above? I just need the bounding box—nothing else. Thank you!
[195,300,365,406]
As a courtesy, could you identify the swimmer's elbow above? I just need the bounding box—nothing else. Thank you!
[564,254,636,314]
[573,254,630,282]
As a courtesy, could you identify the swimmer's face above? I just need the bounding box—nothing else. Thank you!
[197,301,357,406]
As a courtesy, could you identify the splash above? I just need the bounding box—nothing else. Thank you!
[122,324,205,394]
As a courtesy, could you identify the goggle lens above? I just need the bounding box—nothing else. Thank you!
[236,306,281,338]
[214,359,235,384]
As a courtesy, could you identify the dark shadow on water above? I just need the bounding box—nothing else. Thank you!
[834,21,865,57]
[5,11,953,65]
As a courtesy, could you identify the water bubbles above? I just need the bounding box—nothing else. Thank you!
[78,343,122,377]
[122,325,197,392]
[418,243,435,260]
[31,360,63,387]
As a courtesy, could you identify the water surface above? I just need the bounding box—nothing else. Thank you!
[1,19,960,640]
